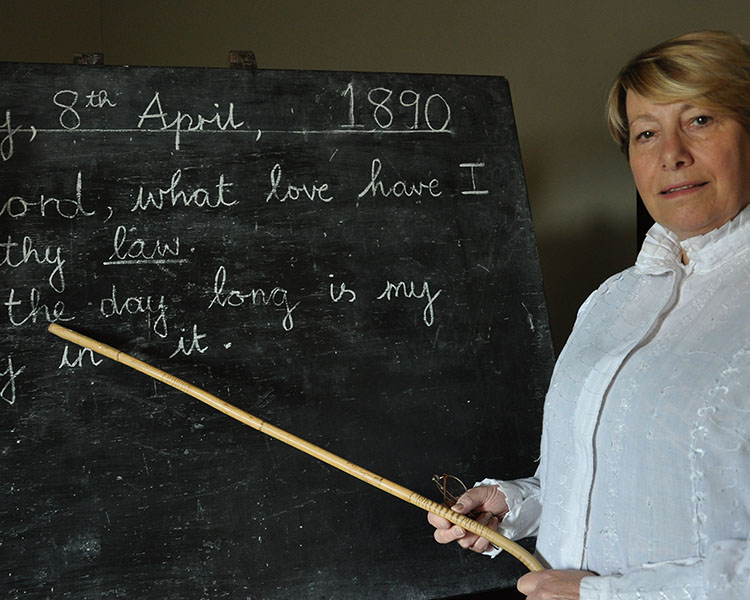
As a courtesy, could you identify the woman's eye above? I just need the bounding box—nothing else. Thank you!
[635,130,654,141]
[692,115,712,126]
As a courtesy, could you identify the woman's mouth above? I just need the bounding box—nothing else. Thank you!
[660,182,708,195]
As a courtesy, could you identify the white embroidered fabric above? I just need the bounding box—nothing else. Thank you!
[483,207,750,599]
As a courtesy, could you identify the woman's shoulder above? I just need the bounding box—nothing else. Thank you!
[574,266,641,320]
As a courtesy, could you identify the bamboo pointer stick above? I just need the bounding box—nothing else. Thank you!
[48,323,543,573]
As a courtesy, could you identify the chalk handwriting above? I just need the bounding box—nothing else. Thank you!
[1,355,25,405]
[100,284,169,338]
[170,324,208,357]
[329,279,357,303]
[53,90,81,130]
[208,265,300,331]
[52,88,118,130]
[341,84,451,131]
[4,287,74,326]
[58,346,103,368]
[357,158,441,199]
[460,162,489,195]
[0,235,66,292]
[0,109,36,161]
[0,171,95,219]
[137,92,244,150]
[106,225,182,264]
[84,89,117,109]
[130,169,235,211]
[376,280,442,326]
[0,109,21,160]
[265,163,333,203]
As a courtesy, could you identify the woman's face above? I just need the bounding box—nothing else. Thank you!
[627,90,750,240]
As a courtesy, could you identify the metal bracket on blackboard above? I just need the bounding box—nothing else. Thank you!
[72,52,257,69]
[229,50,257,70]
[73,53,104,65]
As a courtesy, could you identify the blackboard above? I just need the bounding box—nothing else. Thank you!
[0,62,554,599]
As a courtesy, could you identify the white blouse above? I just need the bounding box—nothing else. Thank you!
[487,207,750,599]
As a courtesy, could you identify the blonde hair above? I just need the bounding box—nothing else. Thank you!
[606,30,750,156]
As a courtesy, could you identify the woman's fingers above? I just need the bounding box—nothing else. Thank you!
[428,485,507,552]
[457,511,499,553]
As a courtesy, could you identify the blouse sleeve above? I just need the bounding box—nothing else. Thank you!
[474,474,542,559]
[579,538,750,599]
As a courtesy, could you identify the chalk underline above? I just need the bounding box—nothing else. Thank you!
[103,259,189,265]
[19,127,451,135]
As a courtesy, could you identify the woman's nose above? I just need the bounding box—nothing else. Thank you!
[660,130,693,170]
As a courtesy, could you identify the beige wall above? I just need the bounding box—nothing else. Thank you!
[4,0,750,350]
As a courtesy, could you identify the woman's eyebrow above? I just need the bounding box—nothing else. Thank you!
[628,113,657,128]
[628,104,700,128]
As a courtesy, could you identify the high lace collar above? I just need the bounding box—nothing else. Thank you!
[635,204,750,275]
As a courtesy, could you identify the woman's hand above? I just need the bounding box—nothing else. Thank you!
[427,484,509,553]
[517,569,595,599]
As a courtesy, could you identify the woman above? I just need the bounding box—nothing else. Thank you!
[429,30,750,600]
